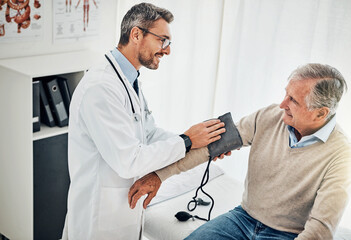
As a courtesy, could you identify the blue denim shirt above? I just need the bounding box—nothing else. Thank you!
[288,115,336,148]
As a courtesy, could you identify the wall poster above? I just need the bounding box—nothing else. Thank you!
[53,0,100,43]
[0,0,43,42]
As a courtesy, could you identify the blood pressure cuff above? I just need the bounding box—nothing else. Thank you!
[208,112,243,160]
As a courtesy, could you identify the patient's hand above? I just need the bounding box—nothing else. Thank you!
[213,151,232,161]
[128,172,161,209]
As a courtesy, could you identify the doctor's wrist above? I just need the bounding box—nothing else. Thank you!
[179,134,192,153]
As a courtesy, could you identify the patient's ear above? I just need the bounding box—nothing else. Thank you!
[315,107,329,121]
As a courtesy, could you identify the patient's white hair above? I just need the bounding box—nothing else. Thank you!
[288,63,347,120]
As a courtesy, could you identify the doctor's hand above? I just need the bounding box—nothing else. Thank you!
[185,120,226,149]
[128,172,161,209]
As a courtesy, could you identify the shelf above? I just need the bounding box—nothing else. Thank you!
[33,125,68,141]
[0,51,96,239]
[0,50,101,78]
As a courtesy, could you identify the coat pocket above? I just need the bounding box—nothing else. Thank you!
[98,187,141,231]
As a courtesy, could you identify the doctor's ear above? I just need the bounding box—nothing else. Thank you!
[130,27,143,43]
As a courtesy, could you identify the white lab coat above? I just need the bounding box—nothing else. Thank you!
[62,51,186,240]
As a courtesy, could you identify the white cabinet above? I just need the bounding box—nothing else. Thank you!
[0,51,100,240]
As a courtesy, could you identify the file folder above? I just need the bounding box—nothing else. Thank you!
[33,81,40,132]
[39,81,55,127]
[44,78,68,127]
[57,77,71,116]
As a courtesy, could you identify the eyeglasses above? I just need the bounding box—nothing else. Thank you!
[137,27,171,50]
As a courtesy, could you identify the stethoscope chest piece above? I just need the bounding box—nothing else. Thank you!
[134,113,141,122]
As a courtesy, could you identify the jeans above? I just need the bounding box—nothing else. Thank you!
[185,205,298,240]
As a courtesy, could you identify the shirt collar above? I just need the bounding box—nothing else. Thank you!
[111,47,139,85]
[288,115,336,143]
[312,115,336,143]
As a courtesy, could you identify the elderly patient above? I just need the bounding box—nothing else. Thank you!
[129,63,351,240]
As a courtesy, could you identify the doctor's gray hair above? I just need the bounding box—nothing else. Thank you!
[118,3,174,47]
[288,63,347,119]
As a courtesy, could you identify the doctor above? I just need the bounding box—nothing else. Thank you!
[62,3,225,240]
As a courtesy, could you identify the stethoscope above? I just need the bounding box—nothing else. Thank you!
[105,54,152,122]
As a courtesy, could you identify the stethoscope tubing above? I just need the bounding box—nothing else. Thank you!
[105,54,136,116]
[105,54,152,122]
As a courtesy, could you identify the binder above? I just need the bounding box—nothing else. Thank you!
[44,78,69,127]
[33,81,40,132]
[66,78,77,98]
[57,77,71,116]
[39,81,55,127]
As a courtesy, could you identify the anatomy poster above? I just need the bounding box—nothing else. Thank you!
[0,0,43,42]
[53,0,100,42]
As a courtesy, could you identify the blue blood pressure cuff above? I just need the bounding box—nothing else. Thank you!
[208,112,243,159]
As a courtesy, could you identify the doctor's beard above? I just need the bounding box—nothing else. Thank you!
[138,51,162,70]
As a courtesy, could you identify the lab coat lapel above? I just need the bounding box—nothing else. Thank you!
[105,51,141,107]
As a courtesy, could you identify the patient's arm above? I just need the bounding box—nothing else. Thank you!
[155,147,232,181]
[155,147,210,182]
[295,157,351,239]
[128,148,231,209]
[128,147,208,209]
[128,172,161,209]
